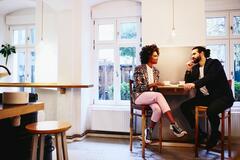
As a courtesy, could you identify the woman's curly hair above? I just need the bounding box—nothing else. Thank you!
[140,44,159,64]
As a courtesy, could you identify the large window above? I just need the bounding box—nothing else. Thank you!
[94,18,141,105]
[10,25,36,92]
[206,11,240,101]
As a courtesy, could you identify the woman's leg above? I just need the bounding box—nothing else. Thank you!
[135,92,187,137]
[135,92,174,123]
[149,103,162,129]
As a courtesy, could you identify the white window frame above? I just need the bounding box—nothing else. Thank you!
[206,12,229,40]
[94,45,117,105]
[117,17,141,44]
[93,17,141,105]
[206,10,240,104]
[206,40,230,78]
[10,25,36,91]
[230,11,240,39]
[230,39,240,96]
[95,19,116,45]
[117,43,140,105]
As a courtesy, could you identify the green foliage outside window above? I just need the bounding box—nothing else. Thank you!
[121,82,130,100]
[120,47,136,57]
[235,82,240,101]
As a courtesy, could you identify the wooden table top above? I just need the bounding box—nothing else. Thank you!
[156,84,189,95]
[0,102,44,120]
[0,83,94,94]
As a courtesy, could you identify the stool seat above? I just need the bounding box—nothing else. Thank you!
[26,121,71,160]
[26,121,71,134]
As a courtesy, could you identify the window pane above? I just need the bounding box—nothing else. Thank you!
[119,47,136,100]
[98,49,114,100]
[30,51,36,92]
[13,30,26,45]
[234,43,240,101]
[120,22,137,40]
[233,16,240,36]
[17,51,25,91]
[30,51,36,83]
[206,17,226,36]
[206,44,226,71]
[98,24,114,41]
[29,28,36,44]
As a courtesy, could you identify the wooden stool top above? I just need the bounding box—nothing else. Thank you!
[25,121,71,134]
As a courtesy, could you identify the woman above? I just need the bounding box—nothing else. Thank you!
[133,44,187,143]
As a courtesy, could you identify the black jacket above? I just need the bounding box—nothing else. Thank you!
[184,58,234,101]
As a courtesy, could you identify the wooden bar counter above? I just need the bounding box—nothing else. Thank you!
[0,102,44,120]
[0,102,45,159]
[0,82,94,94]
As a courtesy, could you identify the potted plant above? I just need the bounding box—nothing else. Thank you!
[0,43,16,65]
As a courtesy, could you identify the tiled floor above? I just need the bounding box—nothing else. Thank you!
[52,136,240,160]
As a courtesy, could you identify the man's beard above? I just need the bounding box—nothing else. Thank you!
[192,56,201,64]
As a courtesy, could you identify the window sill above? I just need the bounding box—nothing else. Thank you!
[90,105,130,111]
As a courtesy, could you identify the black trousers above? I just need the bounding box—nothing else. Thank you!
[180,95,233,136]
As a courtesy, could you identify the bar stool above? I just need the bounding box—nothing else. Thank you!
[25,121,71,160]
[195,106,231,160]
[195,80,232,160]
[129,80,163,158]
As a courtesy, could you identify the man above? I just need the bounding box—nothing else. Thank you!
[180,46,234,149]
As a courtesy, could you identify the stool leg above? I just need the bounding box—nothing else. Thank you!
[195,107,199,157]
[221,112,225,160]
[159,117,162,152]
[39,134,46,160]
[130,109,133,151]
[142,110,146,158]
[31,134,39,160]
[56,133,63,160]
[61,132,69,160]
[228,111,231,157]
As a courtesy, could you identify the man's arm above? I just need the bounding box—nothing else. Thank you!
[194,59,223,89]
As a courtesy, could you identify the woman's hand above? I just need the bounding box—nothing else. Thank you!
[148,82,164,89]
[155,81,165,87]
[184,83,195,90]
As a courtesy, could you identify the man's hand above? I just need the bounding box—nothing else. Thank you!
[186,60,194,71]
[184,83,195,90]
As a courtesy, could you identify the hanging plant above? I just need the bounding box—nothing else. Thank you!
[0,43,16,65]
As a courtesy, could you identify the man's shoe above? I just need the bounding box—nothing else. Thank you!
[144,128,152,143]
[206,131,221,150]
[170,123,187,138]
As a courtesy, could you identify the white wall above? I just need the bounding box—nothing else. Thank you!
[142,0,206,47]
[157,47,192,82]
[0,15,6,66]
[206,0,240,11]
[0,15,5,45]
[35,0,93,135]
[6,8,35,25]
[35,1,58,83]
[92,0,141,18]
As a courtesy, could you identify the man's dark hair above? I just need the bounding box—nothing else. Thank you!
[192,46,211,58]
[140,44,159,64]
